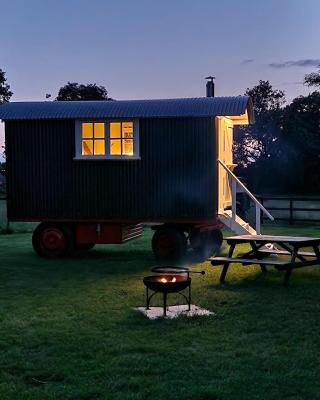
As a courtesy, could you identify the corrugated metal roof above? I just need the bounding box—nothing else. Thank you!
[0,96,254,122]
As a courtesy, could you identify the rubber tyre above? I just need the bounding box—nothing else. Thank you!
[32,223,75,258]
[75,243,95,251]
[152,228,187,261]
[190,229,223,258]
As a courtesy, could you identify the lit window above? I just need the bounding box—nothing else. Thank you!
[110,122,134,156]
[76,120,139,159]
[81,123,105,156]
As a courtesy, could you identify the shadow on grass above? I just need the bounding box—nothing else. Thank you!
[208,266,320,294]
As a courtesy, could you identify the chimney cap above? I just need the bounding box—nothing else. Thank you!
[205,76,216,81]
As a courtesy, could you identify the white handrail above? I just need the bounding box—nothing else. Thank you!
[218,160,274,221]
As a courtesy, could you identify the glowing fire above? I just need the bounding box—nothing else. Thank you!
[160,276,176,283]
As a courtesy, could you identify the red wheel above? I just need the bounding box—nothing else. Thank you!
[32,223,74,258]
[152,228,187,261]
[75,243,95,251]
[190,229,223,258]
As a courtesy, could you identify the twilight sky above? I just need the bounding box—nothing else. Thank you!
[1,0,320,153]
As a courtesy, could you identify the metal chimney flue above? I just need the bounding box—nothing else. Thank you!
[205,76,215,97]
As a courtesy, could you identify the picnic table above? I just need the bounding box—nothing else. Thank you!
[209,235,320,285]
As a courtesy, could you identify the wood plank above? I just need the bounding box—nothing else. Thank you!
[225,235,320,245]
[257,248,316,257]
[209,256,290,266]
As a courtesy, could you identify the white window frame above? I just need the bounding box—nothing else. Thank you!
[74,119,140,160]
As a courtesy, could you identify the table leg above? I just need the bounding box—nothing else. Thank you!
[252,242,268,273]
[283,246,298,286]
[241,242,264,258]
[220,243,236,283]
[260,264,267,274]
[313,245,320,262]
[277,242,308,263]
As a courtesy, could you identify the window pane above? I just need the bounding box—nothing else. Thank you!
[82,123,93,138]
[94,123,105,138]
[94,140,105,155]
[110,122,121,138]
[110,139,121,155]
[122,122,133,138]
[122,139,133,156]
[82,140,93,155]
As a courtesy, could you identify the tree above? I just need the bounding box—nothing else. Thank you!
[235,80,285,166]
[56,82,111,101]
[304,68,320,88]
[0,68,12,175]
[0,68,13,104]
[281,92,320,194]
[234,81,286,192]
[246,80,285,114]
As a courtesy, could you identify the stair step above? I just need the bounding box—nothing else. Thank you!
[218,211,256,236]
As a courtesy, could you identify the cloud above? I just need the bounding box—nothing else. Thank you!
[268,59,320,69]
[242,59,255,64]
[281,81,304,86]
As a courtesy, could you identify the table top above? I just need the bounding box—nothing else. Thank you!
[225,235,320,245]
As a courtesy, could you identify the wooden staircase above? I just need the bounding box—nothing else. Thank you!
[219,210,256,235]
[218,160,274,235]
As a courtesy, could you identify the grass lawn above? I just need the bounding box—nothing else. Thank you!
[0,224,320,399]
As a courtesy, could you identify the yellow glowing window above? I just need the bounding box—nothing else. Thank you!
[122,139,133,155]
[78,120,137,159]
[109,121,134,156]
[110,139,122,155]
[94,123,105,138]
[81,122,105,156]
[82,123,93,138]
[110,122,121,138]
[82,140,93,155]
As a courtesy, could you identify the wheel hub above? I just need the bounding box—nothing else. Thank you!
[42,228,66,251]
[157,235,177,257]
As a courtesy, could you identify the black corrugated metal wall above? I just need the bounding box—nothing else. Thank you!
[5,117,217,222]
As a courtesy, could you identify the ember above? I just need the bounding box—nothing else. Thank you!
[160,276,177,283]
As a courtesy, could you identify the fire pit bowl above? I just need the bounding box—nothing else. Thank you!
[143,275,191,293]
[143,274,192,317]
[150,266,190,275]
[142,266,205,317]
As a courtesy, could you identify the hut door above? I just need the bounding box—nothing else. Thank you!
[217,117,234,212]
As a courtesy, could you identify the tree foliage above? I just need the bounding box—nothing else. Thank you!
[56,82,111,101]
[0,160,5,176]
[304,68,320,88]
[246,80,285,114]
[234,76,320,195]
[0,68,12,174]
[0,68,13,104]
[280,92,320,193]
[234,80,285,173]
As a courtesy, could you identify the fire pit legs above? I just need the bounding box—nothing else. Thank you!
[144,284,191,317]
[146,287,157,311]
[143,267,205,317]
[163,292,167,317]
[146,287,150,310]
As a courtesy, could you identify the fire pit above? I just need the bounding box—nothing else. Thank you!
[143,266,205,317]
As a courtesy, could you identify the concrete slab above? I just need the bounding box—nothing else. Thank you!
[134,304,215,319]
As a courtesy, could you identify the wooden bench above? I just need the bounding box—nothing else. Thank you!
[209,235,320,285]
[255,248,316,258]
[209,256,290,267]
